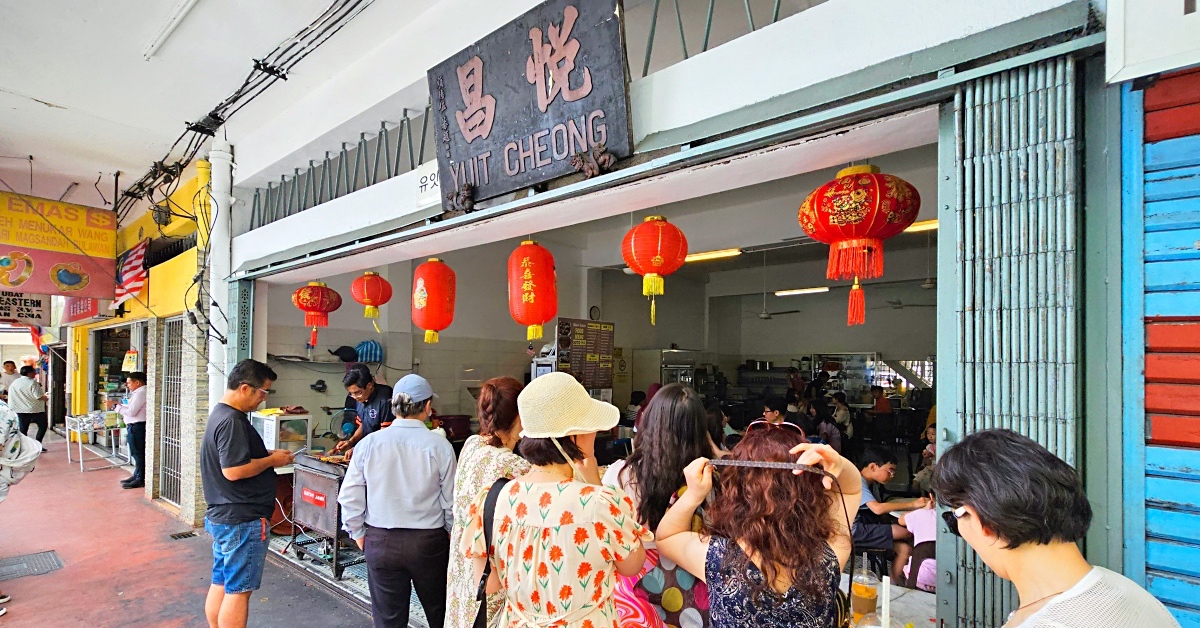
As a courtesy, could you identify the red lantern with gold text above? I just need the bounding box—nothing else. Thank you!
[292,281,342,347]
[412,258,456,343]
[508,240,557,341]
[350,271,393,321]
[798,165,920,325]
[620,215,688,325]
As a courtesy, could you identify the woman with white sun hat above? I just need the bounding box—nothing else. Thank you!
[462,372,650,628]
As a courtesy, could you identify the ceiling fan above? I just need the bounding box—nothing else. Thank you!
[746,251,803,320]
[871,299,937,310]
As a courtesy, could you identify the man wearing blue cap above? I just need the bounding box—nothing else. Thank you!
[338,374,455,628]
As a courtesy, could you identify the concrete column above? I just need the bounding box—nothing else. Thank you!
[207,140,234,410]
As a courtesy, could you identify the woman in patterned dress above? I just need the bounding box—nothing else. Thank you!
[603,383,716,628]
[447,377,532,628]
[463,372,650,628]
[656,429,862,627]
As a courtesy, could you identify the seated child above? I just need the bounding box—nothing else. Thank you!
[853,446,930,583]
[897,496,937,592]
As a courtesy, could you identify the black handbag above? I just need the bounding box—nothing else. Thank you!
[473,478,512,628]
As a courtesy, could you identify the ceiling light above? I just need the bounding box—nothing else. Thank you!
[143,0,202,61]
[774,286,830,297]
[905,219,938,233]
[684,248,742,263]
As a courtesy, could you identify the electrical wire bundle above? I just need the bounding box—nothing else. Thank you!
[115,0,376,224]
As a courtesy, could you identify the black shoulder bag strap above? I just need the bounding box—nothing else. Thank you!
[473,477,511,628]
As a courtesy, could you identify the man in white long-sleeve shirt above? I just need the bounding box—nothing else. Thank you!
[115,372,147,489]
[337,374,455,628]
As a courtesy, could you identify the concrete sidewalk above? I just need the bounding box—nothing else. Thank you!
[0,433,370,627]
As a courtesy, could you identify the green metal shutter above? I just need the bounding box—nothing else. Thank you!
[937,53,1081,627]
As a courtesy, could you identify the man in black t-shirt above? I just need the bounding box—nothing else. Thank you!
[201,359,293,628]
[331,364,394,460]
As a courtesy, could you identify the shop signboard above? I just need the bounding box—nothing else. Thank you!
[426,0,632,209]
[1107,0,1200,82]
[0,191,116,299]
[62,296,113,325]
[0,291,50,325]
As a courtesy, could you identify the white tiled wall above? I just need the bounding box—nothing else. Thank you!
[264,325,415,436]
[412,335,532,418]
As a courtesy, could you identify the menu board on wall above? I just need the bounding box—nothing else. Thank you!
[555,317,614,389]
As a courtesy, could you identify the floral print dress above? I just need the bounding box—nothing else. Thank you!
[447,435,532,628]
[463,480,651,628]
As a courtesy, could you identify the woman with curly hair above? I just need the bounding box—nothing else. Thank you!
[446,377,531,628]
[655,428,861,627]
[603,383,717,627]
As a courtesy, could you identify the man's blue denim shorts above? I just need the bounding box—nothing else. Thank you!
[205,517,269,594]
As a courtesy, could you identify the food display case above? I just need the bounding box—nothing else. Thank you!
[249,412,312,454]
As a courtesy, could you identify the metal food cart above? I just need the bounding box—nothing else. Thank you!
[290,454,363,580]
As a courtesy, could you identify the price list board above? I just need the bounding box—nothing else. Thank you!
[555,318,615,389]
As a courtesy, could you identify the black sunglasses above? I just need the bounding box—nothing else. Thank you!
[941,506,968,537]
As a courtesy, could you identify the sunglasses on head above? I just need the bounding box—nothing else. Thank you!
[941,506,968,537]
[746,420,804,435]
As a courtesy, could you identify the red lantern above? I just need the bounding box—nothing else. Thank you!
[508,240,557,341]
[799,165,920,325]
[291,281,342,347]
[412,258,456,343]
[350,271,393,319]
[620,215,688,325]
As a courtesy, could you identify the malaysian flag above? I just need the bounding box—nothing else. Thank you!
[110,238,149,309]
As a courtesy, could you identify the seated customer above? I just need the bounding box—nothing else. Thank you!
[933,430,1179,627]
[762,396,788,425]
[867,385,892,417]
[853,446,929,583]
[896,496,936,592]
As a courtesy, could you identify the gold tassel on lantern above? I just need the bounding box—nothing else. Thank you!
[364,305,381,318]
[425,330,439,343]
[642,273,664,297]
[644,273,664,326]
[847,278,865,326]
[527,324,543,341]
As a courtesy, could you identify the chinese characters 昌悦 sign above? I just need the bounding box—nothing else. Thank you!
[0,192,116,299]
[426,0,632,209]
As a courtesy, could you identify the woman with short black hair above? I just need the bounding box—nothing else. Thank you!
[933,429,1178,627]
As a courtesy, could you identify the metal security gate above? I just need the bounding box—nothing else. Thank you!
[159,318,185,506]
[936,54,1081,626]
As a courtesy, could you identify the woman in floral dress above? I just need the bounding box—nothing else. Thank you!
[447,377,531,628]
[463,372,650,628]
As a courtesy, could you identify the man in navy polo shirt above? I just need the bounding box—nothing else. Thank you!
[331,364,393,460]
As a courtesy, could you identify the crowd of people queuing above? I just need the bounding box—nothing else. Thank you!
[200,359,1179,628]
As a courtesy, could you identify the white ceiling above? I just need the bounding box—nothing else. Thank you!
[0,0,434,214]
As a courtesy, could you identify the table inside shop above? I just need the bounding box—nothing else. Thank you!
[65,415,131,472]
[839,574,937,625]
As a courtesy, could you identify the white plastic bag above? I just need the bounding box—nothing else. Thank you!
[0,402,40,503]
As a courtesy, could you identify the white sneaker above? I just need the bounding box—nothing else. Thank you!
[0,606,8,616]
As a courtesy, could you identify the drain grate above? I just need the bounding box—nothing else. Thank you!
[0,551,63,582]
[169,531,197,540]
